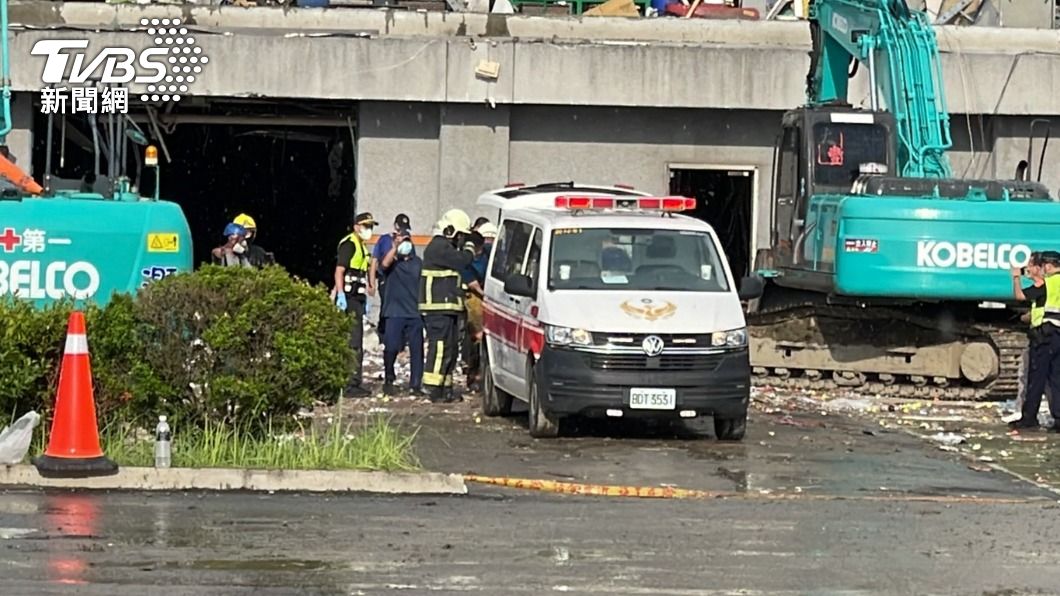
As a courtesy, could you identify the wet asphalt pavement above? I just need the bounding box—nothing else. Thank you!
[4,487,1060,595]
[5,390,1060,595]
[372,392,1051,500]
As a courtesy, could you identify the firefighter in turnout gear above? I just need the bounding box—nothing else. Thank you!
[333,212,378,398]
[419,208,476,403]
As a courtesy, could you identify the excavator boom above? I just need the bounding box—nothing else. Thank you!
[806,0,952,178]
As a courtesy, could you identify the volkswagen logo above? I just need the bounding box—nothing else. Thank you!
[642,335,665,357]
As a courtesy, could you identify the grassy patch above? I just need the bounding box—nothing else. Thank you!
[15,411,421,472]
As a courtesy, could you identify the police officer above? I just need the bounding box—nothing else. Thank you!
[1011,252,1051,423]
[419,209,475,403]
[1011,250,1060,431]
[333,212,377,398]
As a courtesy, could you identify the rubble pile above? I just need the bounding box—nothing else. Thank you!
[752,385,1060,490]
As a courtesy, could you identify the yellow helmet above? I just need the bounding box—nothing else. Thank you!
[439,208,472,236]
[233,213,257,230]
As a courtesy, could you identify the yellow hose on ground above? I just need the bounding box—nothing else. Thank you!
[462,474,1044,505]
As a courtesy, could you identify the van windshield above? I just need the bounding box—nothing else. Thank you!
[548,228,730,292]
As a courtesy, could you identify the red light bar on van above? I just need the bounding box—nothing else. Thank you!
[554,195,695,212]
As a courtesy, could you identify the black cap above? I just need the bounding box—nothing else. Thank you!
[396,221,412,235]
[395,213,410,227]
[355,212,377,226]
[1041,250,1060,264]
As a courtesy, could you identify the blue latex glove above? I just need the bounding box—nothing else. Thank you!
[336,292,347,311]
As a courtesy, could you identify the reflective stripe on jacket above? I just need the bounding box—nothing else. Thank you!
[339,233,369,294]
[419,235,474,313]
[1043,274,1060,326]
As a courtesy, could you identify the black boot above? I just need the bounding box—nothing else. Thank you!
[426,386,446,403]
[345,385,371,399]
[1008,418,1039,431]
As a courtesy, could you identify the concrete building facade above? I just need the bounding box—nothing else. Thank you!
[7,2,1060,274]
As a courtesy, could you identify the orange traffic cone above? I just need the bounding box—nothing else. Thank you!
[33,311,118,478]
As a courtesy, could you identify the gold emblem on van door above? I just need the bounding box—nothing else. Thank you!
[620,299,677,322]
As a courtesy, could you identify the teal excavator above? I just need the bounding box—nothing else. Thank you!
[0,0,192,307]
[749,0,1060,399]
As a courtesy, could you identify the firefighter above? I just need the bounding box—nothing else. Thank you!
[461,231,488,392]
[233,213,274,268]
[419,208,476,403]
[1011,250,1060,431]
[332,212,378,398]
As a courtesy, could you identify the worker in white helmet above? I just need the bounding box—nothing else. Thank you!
[418,208,476,403]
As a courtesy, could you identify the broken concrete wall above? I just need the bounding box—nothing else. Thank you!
[356,101,442,230]
[507,105,779,254]
[357,104,1060,247]
[438,104,511,216]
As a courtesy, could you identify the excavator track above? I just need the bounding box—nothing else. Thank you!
[746,290,1027,401]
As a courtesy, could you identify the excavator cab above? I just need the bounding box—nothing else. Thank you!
[767,106,897,274]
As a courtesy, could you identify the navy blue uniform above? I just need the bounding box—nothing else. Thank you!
[382,255,424,390]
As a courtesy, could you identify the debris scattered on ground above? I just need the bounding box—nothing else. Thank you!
[928,432,966,447]
[751,384,1060,491]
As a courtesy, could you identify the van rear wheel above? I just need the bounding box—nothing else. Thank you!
[528,363,560,438]
[481,341,513,417]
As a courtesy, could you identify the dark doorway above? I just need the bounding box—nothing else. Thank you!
[669,167,754,278]
[32,111,357,286]
[152,124,356,285]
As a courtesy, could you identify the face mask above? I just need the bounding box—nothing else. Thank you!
[397,241,413,257]
[233,241,247,254]
[357,227,373,241]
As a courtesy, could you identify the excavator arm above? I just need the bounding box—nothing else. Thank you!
[806,0,952,178]
[0,0,42,195]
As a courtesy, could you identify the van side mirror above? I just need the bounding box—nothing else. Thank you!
[737,274,765,301]
[504,274,535,298]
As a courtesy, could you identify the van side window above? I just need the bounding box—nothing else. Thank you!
[490,220,533,282]
[525,228,543,290]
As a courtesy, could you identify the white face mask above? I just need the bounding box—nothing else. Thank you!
[233,241,247,254]
[357,227,373,241]
[397,241,413,256]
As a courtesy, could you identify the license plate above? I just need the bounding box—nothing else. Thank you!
[629,388,676,410]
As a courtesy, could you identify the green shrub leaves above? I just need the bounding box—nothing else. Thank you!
[0,265,353,431]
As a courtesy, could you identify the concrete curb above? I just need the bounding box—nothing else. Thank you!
[0,465,467,495]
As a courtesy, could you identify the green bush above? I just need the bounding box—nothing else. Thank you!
[0,265,353,432]
[0,299,70,419]
[133,265,353,428]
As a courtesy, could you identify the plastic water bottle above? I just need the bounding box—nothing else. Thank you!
[154,415,171,469]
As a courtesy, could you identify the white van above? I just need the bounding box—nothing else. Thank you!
[477,182,764,439]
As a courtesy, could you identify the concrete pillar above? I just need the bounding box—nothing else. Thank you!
[6,91,34,174]
[355,101,441,232]
[437,103,510,221]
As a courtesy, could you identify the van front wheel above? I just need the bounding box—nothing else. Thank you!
[528,363,560,438]
[714,412,747,441]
